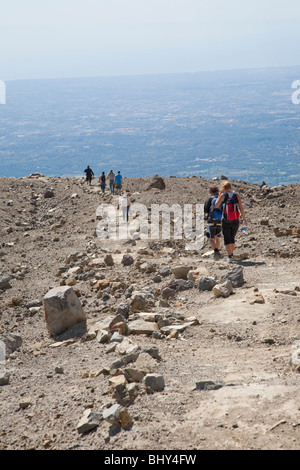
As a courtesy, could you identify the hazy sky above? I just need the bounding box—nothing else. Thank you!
[1,0,300,79]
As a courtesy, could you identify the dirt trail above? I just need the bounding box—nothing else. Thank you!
[0,175,299,450]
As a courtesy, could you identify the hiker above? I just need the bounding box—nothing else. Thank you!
[215,181,247,262]
[121,193,131,222]
[204,185,222,260]
[114,171,123,195]
[107,169,115,194]
[99,171,106,193]
[84,166,94,185]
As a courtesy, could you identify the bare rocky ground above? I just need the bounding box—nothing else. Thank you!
[0,174,299,451]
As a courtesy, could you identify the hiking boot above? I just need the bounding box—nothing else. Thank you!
[214,250,222,260]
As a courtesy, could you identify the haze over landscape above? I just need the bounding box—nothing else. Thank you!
[1,1,300,185]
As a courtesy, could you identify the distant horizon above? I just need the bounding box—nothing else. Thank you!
[4,63,300,83]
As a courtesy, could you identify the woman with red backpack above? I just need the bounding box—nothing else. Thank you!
[215,181,247,262]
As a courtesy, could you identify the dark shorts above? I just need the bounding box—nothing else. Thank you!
[206,224,222,239]
[222,220,239,245]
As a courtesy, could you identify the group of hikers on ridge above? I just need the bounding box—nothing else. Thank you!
[84,166,130,221]
[204,180,247,263]
[84,166,123,195]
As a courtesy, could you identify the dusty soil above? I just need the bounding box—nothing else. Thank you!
[0,174,299,451]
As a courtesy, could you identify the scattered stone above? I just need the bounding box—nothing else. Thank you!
[122,254,134,266]
[158,266,170,277]
[249,290,265,304]
[171,265,191,279]
[126,366,147,382]
[260,218,269,226]
[118,407,133,429]
[96,329,111,344]
[109,373,127,388]
[117,302,130,319]
[104,254,114,266]
[102,404,123,425]
[130,289,155,311]
[0,276,12,290]
[147,175,166,190]
[161,287,176,299]
[134,353,158,374]
[128,319,159,336]
[198,276,217,291]
[0,334,22,356]
[102,404,132,429]
[161,279,194,295]
[194,380,223,391]
[0,371,10,386]
[77,409,101,434]
[44,189,55,198]
[143,373,165,392]
[222,266,244,288]
[143,346,161,360]
[43,286,86,336]
[213,280,233,298]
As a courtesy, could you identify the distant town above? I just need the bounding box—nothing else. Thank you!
[1,66,300,186]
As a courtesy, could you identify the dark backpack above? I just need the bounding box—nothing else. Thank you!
[208,197,223,223]
[223,192,240,222]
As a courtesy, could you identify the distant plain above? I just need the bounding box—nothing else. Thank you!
[1,66,300,186]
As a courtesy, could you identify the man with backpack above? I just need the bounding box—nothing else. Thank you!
[84,165,94,185]
[214,181,247,262]
[204,186,223,260]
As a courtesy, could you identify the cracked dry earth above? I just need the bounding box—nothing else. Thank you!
[0,174,299,451]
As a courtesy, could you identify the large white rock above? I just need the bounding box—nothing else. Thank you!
[43,286,86,335]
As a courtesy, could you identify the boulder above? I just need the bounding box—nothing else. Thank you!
[213,280,233,298]
[143,373,165,392]
[44,189,55,198]
[0,276,12,291]
[43,286,86,336]
[222,266,244,287]
[128,319,159,336]
[161,287,176,299]
[122,254,134,266]
[0,372,10,386]
[197,276,217,291]
[104,254,114,266]
[117,302,130,319]
[77,409,101,434]
[158,266,170,277]
[171,265,191,279]
[162,279,194,293]
[147,175,166,190]
[102,404,132,429]
[0,334,22,356]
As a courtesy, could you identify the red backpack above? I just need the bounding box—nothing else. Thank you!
[223,192,240,222]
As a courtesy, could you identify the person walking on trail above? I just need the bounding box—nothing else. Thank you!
[107,169,115,194]
[99,171,106,194]
[215,181,247,263]
[204,185,222,260]
[84,166,94,185]
[121,193,131,222]
[114,171,123,195]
